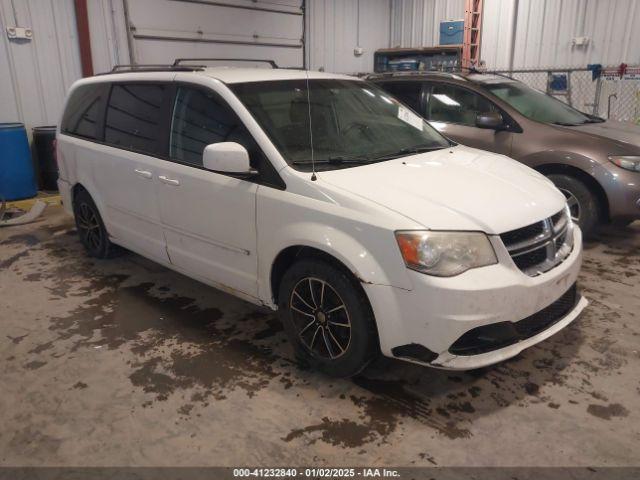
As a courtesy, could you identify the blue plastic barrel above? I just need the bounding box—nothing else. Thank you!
[0,123,37,201]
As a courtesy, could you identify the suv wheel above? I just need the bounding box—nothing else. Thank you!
[278,259,377,377]
[73,189,116,258]
[547,174,599,236]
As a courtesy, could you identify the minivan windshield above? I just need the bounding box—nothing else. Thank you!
[479,80,598,126]
[231,79,450,171]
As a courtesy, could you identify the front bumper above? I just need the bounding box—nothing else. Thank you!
[364,227,586,370]
[599,166,640,220]
[435,295,587,369]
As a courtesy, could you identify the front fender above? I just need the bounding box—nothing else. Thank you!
[523,149,619,206]
[522,150,603,178]
[258,223,414,307]
[278,221,396,279]
[256,181,418,307]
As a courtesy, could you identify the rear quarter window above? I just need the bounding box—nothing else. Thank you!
[105,83,168,155]
[61,84,106,140]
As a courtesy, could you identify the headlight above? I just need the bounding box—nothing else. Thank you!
[563,203,575,248]
[395,231,497,277]
[609,155,640,172]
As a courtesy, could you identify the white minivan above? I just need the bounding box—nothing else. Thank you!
[57,61,587,376]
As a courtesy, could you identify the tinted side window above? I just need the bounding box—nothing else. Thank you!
[380,81,423,112]
[105,84,166,154]
[170,87,240,166]
[61,84,105,140]
[427,84,496,126]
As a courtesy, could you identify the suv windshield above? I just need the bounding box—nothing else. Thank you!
[230,79,450,171]
[480,80,595,126]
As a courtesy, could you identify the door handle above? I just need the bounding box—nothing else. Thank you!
[134,168,152,179]
[158,175,180,186]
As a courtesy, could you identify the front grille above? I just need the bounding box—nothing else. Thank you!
[513,247,548,270]
[500,221,544,246]
[515,284,577,338]
[500,208,573,276]
[449,283,578,356]
[551,210,564,225]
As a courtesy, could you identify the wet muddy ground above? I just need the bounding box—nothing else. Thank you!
[1,206,639,466]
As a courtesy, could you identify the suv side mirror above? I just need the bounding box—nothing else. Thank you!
[476,111,505,130]
[203,142,257,176]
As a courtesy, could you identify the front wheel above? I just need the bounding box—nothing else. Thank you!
[547,174,600,236]
[612,218,636,228]
[278,259,378,377]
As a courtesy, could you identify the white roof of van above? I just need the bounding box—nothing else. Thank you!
[86,67,361,85]
[198,67,360,84]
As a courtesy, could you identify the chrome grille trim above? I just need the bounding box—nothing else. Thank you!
[500,208,574,277]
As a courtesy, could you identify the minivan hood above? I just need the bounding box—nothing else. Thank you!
[567,120,640,149]
[319,145,565,234]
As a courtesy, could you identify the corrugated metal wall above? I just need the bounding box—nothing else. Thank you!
[306,0,391,73]
[9,0,639,133]
[0,0,392,132]
[87,0,129,75]
[390,0,464,48]
[391,0,640,69]
[483,0,640,69]
[87,0,390,75]
[0,0,81,129]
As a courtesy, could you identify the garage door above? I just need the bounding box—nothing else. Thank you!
[125,0,304,68]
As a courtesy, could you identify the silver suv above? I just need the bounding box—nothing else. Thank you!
[371,71,640,236]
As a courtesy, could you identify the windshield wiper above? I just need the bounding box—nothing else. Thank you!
[292,154,371,166]
[554,116,605,126]
[400,144,449,155]
[552,121,581,126]
[370,144,448,161]
[292,145,448,167]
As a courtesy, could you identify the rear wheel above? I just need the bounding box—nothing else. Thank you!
[547,174,600,236]
[278,259,377,377]
[73,189,116,258]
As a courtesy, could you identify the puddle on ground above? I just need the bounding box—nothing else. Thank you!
[3,216,638,451]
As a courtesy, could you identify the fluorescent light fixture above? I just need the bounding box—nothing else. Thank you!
[433,94,460,107]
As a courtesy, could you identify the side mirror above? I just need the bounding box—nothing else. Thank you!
[476,111,505,130]
[203,142,257,176]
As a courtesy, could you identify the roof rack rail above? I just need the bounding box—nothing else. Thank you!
[366,70,468,81]
[173,58,279,69]
[105,64,205,74]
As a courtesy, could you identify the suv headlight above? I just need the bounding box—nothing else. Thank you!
[395,231,497,277]
[609,155,640,172]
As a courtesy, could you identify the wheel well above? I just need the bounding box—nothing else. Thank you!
[535,164,610,221]
[270,246,366,305]
[71,183,88,204]
[270,245,380,352]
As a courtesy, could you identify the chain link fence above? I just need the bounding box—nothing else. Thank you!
[488,66,640,125]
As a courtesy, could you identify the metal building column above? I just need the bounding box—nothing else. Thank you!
[74,0,94,76]
[462,0,483,70]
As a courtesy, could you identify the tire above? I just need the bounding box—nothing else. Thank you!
[547,174,600,236]
[612,218,635,228]
[73,189,116,258]
[278,258,378,377]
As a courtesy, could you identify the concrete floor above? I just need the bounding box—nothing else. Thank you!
[1,205,639,467]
